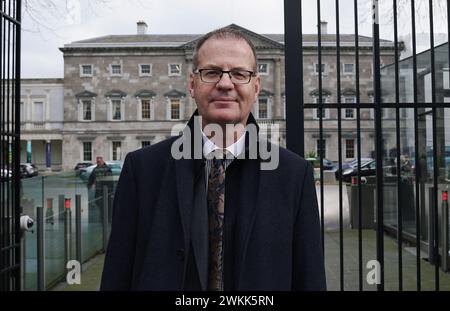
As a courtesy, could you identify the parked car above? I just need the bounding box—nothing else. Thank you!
[339,160,376,183]
[78,161,123,182]
[74,162,93,175]
[335,158,374,181]
[20,163,38,178]
[306,157,337,171]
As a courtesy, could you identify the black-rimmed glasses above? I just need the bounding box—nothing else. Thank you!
[193,68,256,84]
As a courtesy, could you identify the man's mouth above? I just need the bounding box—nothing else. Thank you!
[210,98,237,105]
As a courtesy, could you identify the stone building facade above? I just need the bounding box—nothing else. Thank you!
[20,79,64,171]
[59,22,397,171]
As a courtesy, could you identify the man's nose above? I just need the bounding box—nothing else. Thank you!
[216,72,234,89]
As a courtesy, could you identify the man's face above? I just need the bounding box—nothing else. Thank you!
[96,157,104,165]
[189,37,260,127]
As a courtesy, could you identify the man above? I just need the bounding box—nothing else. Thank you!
[87,156,112,220]
[100,27,326,291]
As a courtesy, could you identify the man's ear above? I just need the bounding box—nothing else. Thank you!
[254,74,261,97]
[188,74,195,98]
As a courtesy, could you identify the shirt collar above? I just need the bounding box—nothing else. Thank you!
[202,129,246,158]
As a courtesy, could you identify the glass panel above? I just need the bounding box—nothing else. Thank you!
[141,99,151,119]
[112,100,121,120]
[82,65,92,75]
[83,100,91,120]
[111,65,121,75]
[259,98,268,119]
[140,64,151,74]
[83,142,92,162]
[20,169,119,289]
[171,99,180,119]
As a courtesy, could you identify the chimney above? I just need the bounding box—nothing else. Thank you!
[320,21,328,35]
[137,21,148,35]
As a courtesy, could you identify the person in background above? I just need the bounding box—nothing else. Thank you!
[88,156,112,219]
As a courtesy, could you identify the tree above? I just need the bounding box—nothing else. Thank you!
[23,0,113,34]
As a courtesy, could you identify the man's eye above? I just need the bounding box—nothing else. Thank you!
[204,70,221,77]
[231,71,247,80]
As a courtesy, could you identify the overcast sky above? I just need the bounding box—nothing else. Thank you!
[21,0,447,78]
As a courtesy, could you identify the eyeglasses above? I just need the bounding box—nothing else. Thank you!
[193,68,256,84]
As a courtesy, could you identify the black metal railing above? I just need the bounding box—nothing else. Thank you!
[0,0,21,291]
[284,0,450,291]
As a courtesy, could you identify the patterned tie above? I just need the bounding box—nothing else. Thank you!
[207,157,226,291]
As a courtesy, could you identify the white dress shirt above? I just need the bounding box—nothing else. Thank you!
[201,129,246,187]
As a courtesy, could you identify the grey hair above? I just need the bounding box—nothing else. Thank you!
[192,27,257,72]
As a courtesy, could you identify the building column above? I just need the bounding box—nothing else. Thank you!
[45,140,52,171]
[26,140,32,163]
[274,58,282,119]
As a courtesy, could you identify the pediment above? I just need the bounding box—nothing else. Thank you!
[182,24,284,50]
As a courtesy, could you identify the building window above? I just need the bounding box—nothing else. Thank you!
[313,97,329,119]
[346,139,355,159]
[82,100,92,121]
[345,109,354,119]
[83,142,92,161]
[139,64,152,76]
[343,63,354,75]
[111,99,122,121]
[80,64,93,77]
[257,63,269,75]
[78,98,95,122]
[316,108,326,119]
[33,101,44,122]
[314,63,326,75]
[170,99,180,120]
[258,98,268,119]
[141,99,151,120]
[168,63,182,76]
[112,141,122,161]
[141,141,151,148]
[110,64,122,76]
[316,139,326,158]
[344,97,355,119]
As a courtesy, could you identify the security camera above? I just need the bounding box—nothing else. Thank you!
[20,215,34,232]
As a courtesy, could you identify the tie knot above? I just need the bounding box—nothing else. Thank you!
[212,158,224,170]
[207,149,225,160]
[206,149,234,161]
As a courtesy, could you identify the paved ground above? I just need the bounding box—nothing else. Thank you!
[51,230,450,291]
[51,253,105,291]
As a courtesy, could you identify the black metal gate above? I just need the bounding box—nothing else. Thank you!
[285,0,450,290]
[0,0,21,291]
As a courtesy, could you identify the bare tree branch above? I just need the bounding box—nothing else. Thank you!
[359,0,447,32]
[22,0,115,36]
